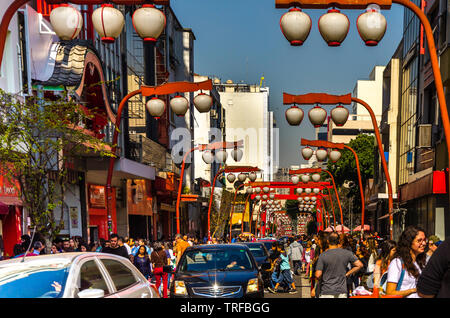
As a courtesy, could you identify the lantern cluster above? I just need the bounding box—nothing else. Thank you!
[147,93,212,119]
[301,147,342,163]
[286,104,349,128]
[50,4,166,44]
[280,6,387,47]
[202,147,244,165]
[226,170,257,185]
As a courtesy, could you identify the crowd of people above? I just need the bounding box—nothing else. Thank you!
[270,226,449,298]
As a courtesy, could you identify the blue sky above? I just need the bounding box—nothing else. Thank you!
[170,0,405,168]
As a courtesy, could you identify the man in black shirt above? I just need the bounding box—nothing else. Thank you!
[417,237,450,298]
[102,233,129,259]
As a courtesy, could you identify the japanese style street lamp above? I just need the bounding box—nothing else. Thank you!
[279,7,312,46]
[308,105,327,127]
[227,173,237,183]
[132,4,166,42]
[330,105,350,126]
[315,148,328,161]
[328,149,342,162]
[318,9,350,46]
[193,93,214,113]
[356,6,388,46]
[301,147,314,160]
[49,4,83,40]
[92,4,125,43]
[285,105,304,125]
[146,97,166,119]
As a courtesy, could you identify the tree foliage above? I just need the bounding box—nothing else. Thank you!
[0,89,112,241]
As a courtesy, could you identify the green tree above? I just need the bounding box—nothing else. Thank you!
[0,89,112,246]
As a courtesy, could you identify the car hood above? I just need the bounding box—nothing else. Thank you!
[175,271,257,287]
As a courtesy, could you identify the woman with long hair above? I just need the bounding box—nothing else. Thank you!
[133,245,151,279]
[373,240,397,291]
[310,231,328,298]
[386,226,427,298]
[150,242,169,298]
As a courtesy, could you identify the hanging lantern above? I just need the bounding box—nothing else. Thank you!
[169,95,189,117]
[202,150,214,164]
[145,97,165,119]
[92,4,125,43]
[329,149,342,162]
[238,173,247,182]
[316,148,328,161]
[246,187,253,194]
[318,9,350,47]
[215,149,228,163]
[50,4,83,41]
[301,174,310,183]
[193,93,213,113]
[262,194,268,200]
[132,4,166,42]
[296,188,303,194]
[248,171,257,182]
[297,197,303,203]
[291,175,300,184]
[280,8,312,46]
[301,147,314,160]
[231,147,243,162]
[311,173,321,182]
[262,201,268,206]
[356,7,387,46]
[263,186,270,193]
[227,173,236,183]
[255,187,261,193]
[308,105,327,127]
[313,188,321,194]
[255,195,261,201]
[269,193,275,199]
[304,196,310,201]
[285,106,304,126]
[331,105,349,126]
[305,188,312,194]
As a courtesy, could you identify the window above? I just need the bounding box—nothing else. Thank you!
[100,259,138,292]
[77,260,109,297]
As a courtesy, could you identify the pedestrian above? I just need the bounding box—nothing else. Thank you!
[174,234,190,265]
[426,235,440,259]
[78,243,89,252]
[164,241,176,287]
[131,239,140,256]
[101,233,129,259]
[314,231,364,298]
[372,239,397,292]
[62,239,74,253]
[69,238,77,251]
[417,237,450,298]
[50,244,60,254]
[301,241,314,277]
[385,226,427,298]
[150,242,169,298]
[118,236,132,255]
[133,245,151,279]
[310,231,329,298]
[32,241,45,255]
[268,245,298,294]
[288,236,303,275]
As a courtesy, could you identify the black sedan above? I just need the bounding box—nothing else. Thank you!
[169,244,269,298]
[235,242,272,287]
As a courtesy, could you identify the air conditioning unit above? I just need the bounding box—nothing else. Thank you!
[418,124,432,148]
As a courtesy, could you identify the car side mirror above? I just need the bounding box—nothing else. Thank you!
[77,288,105,298]
[260,262,271,271]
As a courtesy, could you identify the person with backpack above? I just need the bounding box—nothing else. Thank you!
[268,245,297,294]
[385,226,427,298]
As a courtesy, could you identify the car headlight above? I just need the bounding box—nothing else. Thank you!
[246,278,259,293]
[174,280,188,295]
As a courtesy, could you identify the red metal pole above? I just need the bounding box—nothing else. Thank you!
[322,170,344,233]
[229,183,245,242]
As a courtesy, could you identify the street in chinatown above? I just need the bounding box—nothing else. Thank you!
[1,0,450,303]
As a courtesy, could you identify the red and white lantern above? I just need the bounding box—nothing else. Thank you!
[50,4,83,41]
[308,106,327,127]
[305,188,312,194]
[280,8,312,46]
[194,93,213,113]
[356,7,387,46]
[246,187,253,194]
[238,173,247,182]
[255,195,262,201]
[227,173,236,183]
[296,188,303,194]
[215,149,228,163]
[132,4,166,42]
[263,187,270,193]
[329,149,342,162]
[231,147,243,162]
[311,173,321,182]
[202,150,214,164]
[302,147,314,160]
[318,9,350,47]
[249,171,257,182]
[145,97,165,119]
[92,4,125,43]
[313,188,321,194]
[170,95,189,117]
[285,106,304,126]
[301,174,310,183]
[316,148,328,161]
[331,105,349,126]
[291,175,300,184]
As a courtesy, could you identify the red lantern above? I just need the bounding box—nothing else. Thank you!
[318,9,350,47]
[280,8,312,46]
[92,4,125,43]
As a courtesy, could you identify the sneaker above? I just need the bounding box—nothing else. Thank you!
[289,288,298,294]
[268,287,277,294]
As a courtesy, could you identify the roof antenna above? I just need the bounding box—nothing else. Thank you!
[21,225,37,263]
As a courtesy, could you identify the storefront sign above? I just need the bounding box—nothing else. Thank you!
[88,185,106,208]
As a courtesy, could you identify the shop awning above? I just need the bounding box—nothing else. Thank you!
[0,196,22,207]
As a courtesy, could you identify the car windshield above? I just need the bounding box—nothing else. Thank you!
[0,258,71,298]
[247,245,266,258]
[178,248,253,272]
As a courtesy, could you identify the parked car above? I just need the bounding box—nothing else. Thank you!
[236,242,271,287]
[0,252,159,298]
[257,239,277,253]
[169,244,270,298]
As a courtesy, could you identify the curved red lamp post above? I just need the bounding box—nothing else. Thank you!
[175,140,243,235]
[207,165,260,240]
[104,80,212,236]
[228,182,246,242]
[301,138,365,236]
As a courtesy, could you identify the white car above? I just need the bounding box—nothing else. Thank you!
[0,252,159,298]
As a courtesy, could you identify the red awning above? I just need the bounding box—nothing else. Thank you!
[0,196,22,206]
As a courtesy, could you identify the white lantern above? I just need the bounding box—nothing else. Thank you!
[169,95,189,117]
[329,149,342,163]
[308,106,327,127]
[132,4,166,42]
[263,186,270,193]
[92,4,125,43]
[202,150,214,164]
[304,196,310,201]
[296,188,303,194]
[291,175,300,184]
[311,173,321,182]
[311,195,318,200]
[246,187,253,194]
[285,106,304,126]
[313,188,321,194]
[262,194,268,200]
[231,148,243,162]
[301,147,314,160]
[262,201,268,206]
[280,8,312,46]
[249,171,257,182]
[146,97,165,119]
[330,105,349,126]
[318,9,350,47]
[305,188,312,194]
[269,193,275,199]
[254,187,261,193]
[227,173,236,183]
[50,4,83,41]
[301,174,310,183]
[255,195,261,200]
[215,149,228,163]
[316,148,328,161]
[356,7,387,46]
[297,197,303,203]
[238,173,247,182]
[193,93,213,113]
